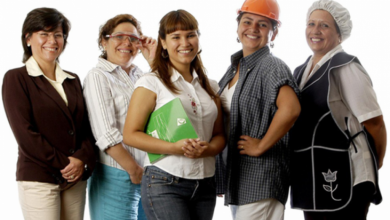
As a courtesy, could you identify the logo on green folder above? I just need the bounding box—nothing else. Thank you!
[177,118,186,126]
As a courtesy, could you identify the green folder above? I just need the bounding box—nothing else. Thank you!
[145,98,198,163]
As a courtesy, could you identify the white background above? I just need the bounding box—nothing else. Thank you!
[0,0,389,219]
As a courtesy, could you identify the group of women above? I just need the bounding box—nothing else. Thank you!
[2,0,386,220]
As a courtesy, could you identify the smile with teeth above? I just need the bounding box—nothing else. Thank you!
[246,34,259,39]
[44,47,57,52]
[118,49,132,53]
[311,38,322,42]
[178,49,192,54]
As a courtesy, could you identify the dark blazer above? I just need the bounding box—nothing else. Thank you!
[2,66,96,188]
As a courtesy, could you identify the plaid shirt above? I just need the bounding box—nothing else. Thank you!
[216,46,299,205]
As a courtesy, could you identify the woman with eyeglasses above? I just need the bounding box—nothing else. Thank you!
[2,8,96,220]
[83,14,156,220]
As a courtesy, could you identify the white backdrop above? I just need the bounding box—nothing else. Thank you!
[0,0,389,219]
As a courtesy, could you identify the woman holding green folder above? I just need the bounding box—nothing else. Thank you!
[123,10,225,220]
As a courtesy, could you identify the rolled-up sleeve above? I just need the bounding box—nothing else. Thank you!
[83,69,123,152]
[268,57,300,105]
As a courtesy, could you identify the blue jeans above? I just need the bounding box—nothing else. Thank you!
[141,166,216,220]
[88,163,146,220]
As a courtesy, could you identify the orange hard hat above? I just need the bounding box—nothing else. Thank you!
[238,0,281,26]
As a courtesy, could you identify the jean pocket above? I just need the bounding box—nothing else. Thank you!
[147,168,175,186]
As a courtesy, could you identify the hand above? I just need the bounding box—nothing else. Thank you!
[237,135,263,157]
[61,157,85,183]
[128,164,144,184]
[173,138,192,154]
[217,194,224,198]
[183,138,209,158]
[136,36,157,66]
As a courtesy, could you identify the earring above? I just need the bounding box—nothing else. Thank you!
[161,49,169,58]
[27,43,30,47]
[197,49,202,55]
[237,37,240,43]
[100,50,106,57]
[270,42,274,48]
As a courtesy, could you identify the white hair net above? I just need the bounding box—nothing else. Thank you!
[307,0,352,42]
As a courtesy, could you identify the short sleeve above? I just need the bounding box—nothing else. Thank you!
[267,57,300,104]
[134,73,159,94]
[333,62,382,123]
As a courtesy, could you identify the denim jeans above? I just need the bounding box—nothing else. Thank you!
[88,163,147,220]
[141,166,216,220]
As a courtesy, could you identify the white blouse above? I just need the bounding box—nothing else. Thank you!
[219,81,237,166]
[301,45,381,186]
[135,69,219,179]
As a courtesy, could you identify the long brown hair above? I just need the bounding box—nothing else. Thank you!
[152,10,215,98]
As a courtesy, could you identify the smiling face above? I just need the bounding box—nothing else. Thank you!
[102,22,139,72]
[306,10,340,57]
[26,26,64,65]
[237,13,277,57]
[161,30,199,72]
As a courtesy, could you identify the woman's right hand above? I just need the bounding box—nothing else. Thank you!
[182,138,209,158]
[173,139,191,154]
[128,164,144,184]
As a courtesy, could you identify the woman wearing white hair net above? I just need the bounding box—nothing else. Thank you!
[289,0,386,219]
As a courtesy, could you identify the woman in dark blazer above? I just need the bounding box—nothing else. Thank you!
[2,8,95,220]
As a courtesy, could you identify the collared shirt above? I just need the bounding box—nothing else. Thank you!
[299,44,343,89]
[134,69,219,179]
[26,56,75,106]
[217,46,299,205]
[83,58,145,169]
[300,46,381,186]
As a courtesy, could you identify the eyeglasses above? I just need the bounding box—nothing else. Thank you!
[105,32,141,44]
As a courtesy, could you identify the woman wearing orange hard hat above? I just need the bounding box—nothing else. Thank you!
[215,0,300,219]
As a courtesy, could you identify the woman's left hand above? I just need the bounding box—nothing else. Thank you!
[237,135,263,157]
[137,36,157,66]
[183,138,209,158]
[60,157,85,182]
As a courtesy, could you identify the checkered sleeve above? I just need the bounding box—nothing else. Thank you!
[267,57,300,104]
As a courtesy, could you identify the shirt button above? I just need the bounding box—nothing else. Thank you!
[68,130,74,136]
[69,149,75,154]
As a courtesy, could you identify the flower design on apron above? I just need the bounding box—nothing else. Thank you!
[322,169,341,201]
